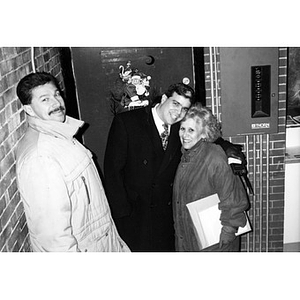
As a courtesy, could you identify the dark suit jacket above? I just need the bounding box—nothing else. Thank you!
[104,106,181,251]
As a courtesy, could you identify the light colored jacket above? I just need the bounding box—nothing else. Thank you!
[16,115,130,252]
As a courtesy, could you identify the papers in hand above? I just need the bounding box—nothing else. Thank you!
[186,193,251,250]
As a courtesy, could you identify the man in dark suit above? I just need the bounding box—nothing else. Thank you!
[104,83,244,251]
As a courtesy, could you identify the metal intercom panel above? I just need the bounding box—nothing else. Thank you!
[220,48,279,136]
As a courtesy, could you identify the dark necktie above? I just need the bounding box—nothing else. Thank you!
[161,123,169,150]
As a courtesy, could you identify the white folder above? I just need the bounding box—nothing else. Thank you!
[186,193,251,250]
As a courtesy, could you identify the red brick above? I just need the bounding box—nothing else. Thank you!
[269,221,284,228]
[271,228,284,235]
[268,234,283,241]
[269,194,285,202]
[269,178,285,186]
[0,233,6,250]
[270,207,285,215]
[6,216,26,250]
[21,50,31,64]
[0,151,15,177]
[0,195,5,216]
[0,123,9,144]
[8,179,18,199]
[6,71,18,87]
[2,47,16,60]
[15,47,28,55]
[269,242,283,251]
[271,200,284,208]
[279,58,287,67]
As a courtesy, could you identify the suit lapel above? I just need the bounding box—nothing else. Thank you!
[144,106,164,157]
[143,106,181,176]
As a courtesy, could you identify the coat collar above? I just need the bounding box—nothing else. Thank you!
[27,115,84,140]
[181,139,207,162]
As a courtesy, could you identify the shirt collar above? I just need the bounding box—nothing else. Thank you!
[152,104,170,135]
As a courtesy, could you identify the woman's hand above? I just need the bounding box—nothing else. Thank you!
[219,225,238,248]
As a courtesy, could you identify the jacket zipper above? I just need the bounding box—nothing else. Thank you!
[81,176,90,205]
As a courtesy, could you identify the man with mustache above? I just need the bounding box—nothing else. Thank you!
[15,72,130,252]
[104,83,245,251]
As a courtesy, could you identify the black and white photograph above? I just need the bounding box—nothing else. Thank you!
[0,1,299,300]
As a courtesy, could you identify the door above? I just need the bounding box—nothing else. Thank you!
[71,47,195,171]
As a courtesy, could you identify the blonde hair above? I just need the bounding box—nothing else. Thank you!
[182,103,222,142]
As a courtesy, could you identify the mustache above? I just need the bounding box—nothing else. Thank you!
[49,106,65,115]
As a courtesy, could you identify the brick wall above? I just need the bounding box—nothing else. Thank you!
[203,47,287,252]
[0,47,64,252]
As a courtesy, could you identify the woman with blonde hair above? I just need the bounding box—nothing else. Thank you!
[173,103,249,251]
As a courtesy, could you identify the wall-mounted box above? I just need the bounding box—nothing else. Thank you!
[220,48,279,137]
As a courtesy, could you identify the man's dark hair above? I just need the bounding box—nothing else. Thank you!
[164,83,196,105]
[16,72,61,105]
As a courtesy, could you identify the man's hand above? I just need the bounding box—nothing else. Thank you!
[214,138,246,164]
[225,143,247,165]
[215,137,254,194]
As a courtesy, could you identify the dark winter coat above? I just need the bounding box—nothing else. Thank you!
[173,140,249,251]
[104,106,182,251]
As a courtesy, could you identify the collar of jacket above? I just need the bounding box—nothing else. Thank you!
[181,139,207,163]
[27,115,84,140]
